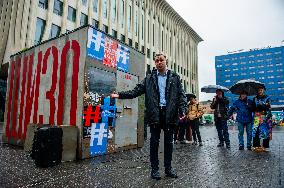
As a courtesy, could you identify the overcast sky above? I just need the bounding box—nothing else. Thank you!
[166,0,284,101]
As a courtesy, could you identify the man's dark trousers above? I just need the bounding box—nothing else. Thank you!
[150,107,173,170]
[215,117,230,145]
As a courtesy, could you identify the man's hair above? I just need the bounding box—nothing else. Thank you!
[154,52,168,64]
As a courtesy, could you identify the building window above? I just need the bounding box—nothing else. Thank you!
[147,48,150,58]
[112,0,117,22]
[162,31,164,51]
[103,0,108,19]
[92,19,99,29]
[147,64,151,74]
[34,18,46,44]
[120,34,125,42]
[67,6,76,22]
[169,36,171,55]
[147,20,150,43]
[53,0,63,16]
[93,0,98,13]
[141,45,145,53]
[128,38,132,46]
[135,11,138,36]
[128,5,132,32]
[112,29,117,38]
[152,24,155,45]
[80,13,88,26]
[82,0,87,6]
[38,0,48,9]
[103,25,109,33]
[49,24,61,39]
[120,0,125,27]
[135,42,138,50]
[141,14,144,40]
[153,52,155,60]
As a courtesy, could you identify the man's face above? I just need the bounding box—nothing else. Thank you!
[240,93,247,99]
[155,55,167,72]
[216,90,223,97]
[258,88,264,95]
[189,98,196,104]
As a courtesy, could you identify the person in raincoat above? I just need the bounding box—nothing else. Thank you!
[228,91,254,150]
[252,86,272,152]
[210,89,230,148]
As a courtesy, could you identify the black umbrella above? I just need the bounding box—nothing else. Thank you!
[201,85,229,93]
[229,79,265,96]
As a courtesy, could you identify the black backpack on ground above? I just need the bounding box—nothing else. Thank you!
[31,126,63,168]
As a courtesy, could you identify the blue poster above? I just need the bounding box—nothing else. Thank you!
[117,44,130,72]
[87,27,105,61]
[90,123,108,156]
[101,97,116,127]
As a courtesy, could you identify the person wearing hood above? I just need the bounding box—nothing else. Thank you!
[210,89,230,148]
[228,91,254,150]
[252,86,272,152]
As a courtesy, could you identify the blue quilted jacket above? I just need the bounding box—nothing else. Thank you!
[228,98,254,123]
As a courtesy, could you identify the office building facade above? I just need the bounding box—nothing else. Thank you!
[215,46,284,108]
[0,0,202,95]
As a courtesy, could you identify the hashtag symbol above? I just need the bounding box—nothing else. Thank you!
[84,105,101,126]
[101,97,116,127]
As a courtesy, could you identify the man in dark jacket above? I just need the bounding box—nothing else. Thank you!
[210,89,230,148]
[111,52,187,180]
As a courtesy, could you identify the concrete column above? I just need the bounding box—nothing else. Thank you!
[42,0,55,40]
[98,0,103,29]
[61,0,68,33]
[88,0,93,25]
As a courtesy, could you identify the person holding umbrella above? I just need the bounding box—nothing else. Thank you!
[252,86,272,152]
[228,91,254,150]
[210,89,230,148]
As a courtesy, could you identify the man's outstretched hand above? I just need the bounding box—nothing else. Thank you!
[110,92,119,98]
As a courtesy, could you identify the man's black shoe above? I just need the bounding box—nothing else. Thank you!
[226,144,231,149]
[239,146,244,150]
[217,143,224,147]
[165,168,178,178]
[151,170,161,180]
[247,147,252,150]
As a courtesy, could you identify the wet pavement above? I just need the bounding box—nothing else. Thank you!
[0,125,283,188]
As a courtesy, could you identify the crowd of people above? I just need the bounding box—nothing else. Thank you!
[112,52,274,180]
[175,86,273,153]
